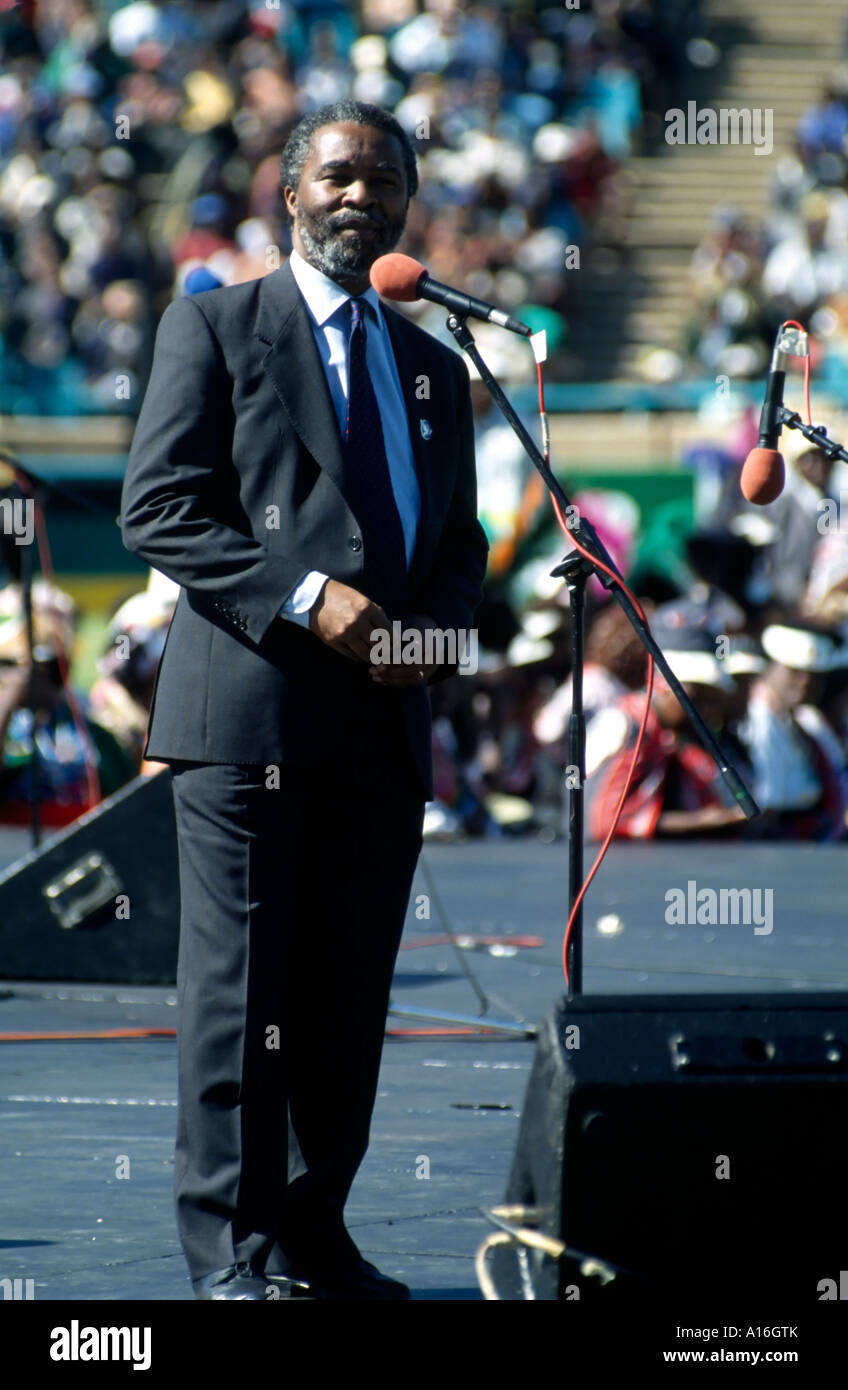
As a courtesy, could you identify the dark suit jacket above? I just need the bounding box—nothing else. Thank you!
[119,260,489,799]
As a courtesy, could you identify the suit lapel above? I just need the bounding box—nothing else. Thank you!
[256,261,348,501]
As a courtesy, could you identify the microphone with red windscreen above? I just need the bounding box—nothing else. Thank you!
[740,325,807,504]
[370,253,533,337]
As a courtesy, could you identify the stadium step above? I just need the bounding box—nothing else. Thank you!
[568,0,846,380]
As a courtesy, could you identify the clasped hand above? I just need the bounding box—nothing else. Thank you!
[308,580,437,686]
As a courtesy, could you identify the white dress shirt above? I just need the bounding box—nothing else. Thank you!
[277,247,421,626]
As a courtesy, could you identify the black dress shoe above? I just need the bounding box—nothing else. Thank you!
[192,1263,311,1300]
[295,1255,410,1302]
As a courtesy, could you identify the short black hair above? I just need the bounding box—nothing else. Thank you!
[279,101,419,218]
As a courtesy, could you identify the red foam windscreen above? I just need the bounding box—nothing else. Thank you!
[740,448,785,505]
[370,253,427,301]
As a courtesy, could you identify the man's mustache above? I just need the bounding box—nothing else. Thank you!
[327,213,388,233]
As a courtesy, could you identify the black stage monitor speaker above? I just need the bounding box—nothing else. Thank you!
[0,770,179,983]
[499,993,848,1301]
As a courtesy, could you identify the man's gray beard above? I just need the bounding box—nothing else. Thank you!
[298,221,366,279]
[295,206,402,282]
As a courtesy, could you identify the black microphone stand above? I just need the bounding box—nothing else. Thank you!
[444,313,760,998]
[777,405,848,465]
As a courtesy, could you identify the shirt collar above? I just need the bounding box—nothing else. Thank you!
[288,247,384,332]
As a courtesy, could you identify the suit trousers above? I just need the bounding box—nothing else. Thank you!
[167,709,426,1280]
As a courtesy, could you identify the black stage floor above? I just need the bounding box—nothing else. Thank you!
[1,836,846,1301]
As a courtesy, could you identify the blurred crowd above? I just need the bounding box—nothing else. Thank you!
[0,0,704,412]
[0,513,173,826]
[5,410,848,846]
[4,1,847,846]
[683,64,848,385]
[422,407,848,843]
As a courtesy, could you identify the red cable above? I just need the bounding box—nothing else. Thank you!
[0,1026,503,1041]
[386,1027,508,1037]
[536,319,813,987]
[0,1028,176,1041]
[535,361,655,989]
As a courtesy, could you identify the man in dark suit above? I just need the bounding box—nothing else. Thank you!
[119,100,488,1300]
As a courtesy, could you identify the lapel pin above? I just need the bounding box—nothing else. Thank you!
[420,418,432,440]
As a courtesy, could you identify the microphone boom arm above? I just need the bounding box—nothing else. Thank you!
[777,406,848,466]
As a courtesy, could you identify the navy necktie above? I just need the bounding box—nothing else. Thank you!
[343,296,408,617]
